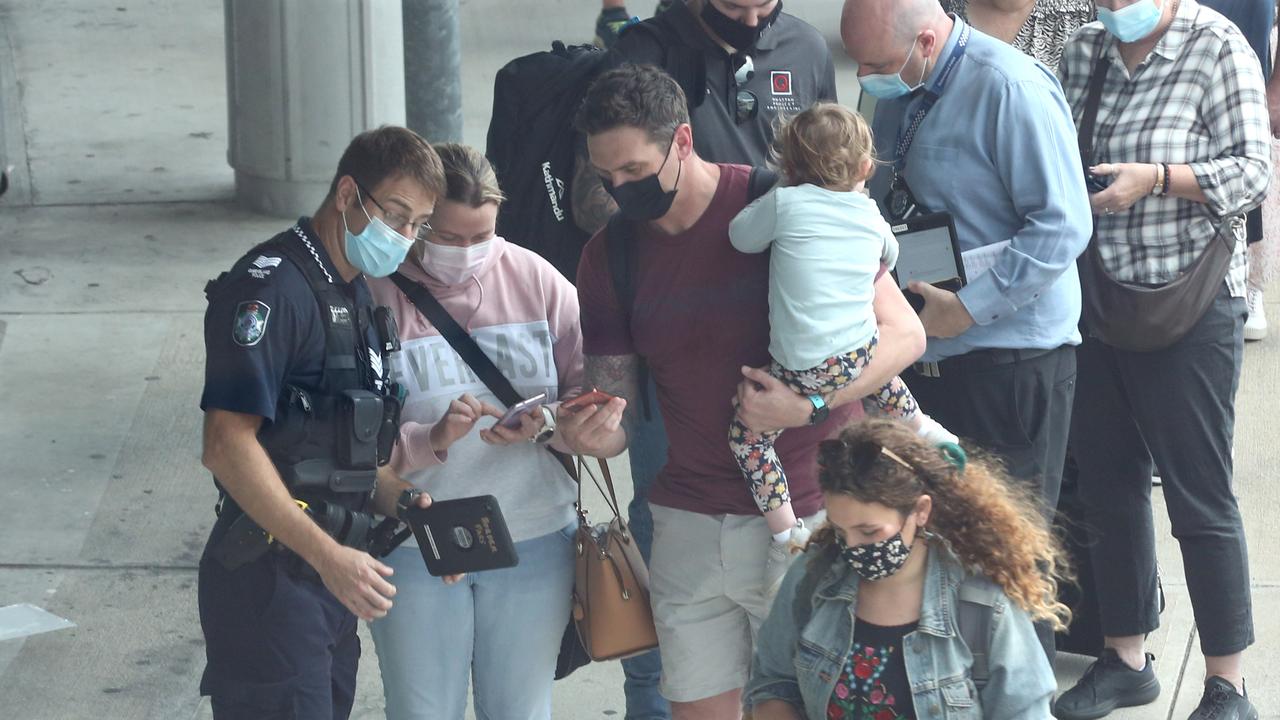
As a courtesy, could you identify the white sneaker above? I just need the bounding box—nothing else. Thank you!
[1245,286,1267,341]
[915,413,960,446]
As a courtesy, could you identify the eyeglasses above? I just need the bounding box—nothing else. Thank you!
[353,179,432,242]
[735,89,759,125]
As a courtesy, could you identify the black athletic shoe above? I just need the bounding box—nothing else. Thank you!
[1187,677,1257,720]
[594,7,632,49]
[1053,649,1160,720]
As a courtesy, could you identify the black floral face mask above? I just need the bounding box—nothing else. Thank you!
[836,528,913,581]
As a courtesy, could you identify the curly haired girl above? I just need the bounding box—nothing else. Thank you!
[745,418,1071,719]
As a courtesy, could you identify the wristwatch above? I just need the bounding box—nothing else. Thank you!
[533,404,557,444]
[806,394,829,426]
[395,487,425,521]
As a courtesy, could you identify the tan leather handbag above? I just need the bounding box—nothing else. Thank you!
[570,457,659,661]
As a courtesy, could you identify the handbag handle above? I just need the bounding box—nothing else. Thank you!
[575,456,623,520]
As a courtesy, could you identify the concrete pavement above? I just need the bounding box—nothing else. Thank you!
[1,0,1276,717]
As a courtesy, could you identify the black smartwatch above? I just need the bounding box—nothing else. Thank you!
[806,394,829,426]
[395,487,425,521]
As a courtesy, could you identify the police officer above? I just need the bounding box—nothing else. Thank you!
[197,126,445,719]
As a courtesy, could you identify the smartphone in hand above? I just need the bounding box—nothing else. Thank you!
[497,393,547,429]
[1085,171,1113,194]
[561,389,618,412]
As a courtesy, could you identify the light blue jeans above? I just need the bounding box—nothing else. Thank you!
[369,523,576,720]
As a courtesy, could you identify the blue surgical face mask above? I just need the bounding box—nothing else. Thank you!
[1098,0,1162,43]
[858,36,926,100]
[342,188,414,278]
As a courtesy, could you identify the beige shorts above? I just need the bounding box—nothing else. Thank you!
[648,503,825,703]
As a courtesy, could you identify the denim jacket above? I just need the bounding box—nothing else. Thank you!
[745,540,1055,719]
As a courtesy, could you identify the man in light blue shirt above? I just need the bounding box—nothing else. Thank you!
[840,0,1090,648]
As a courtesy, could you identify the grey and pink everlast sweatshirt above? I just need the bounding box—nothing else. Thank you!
[367,237,583,543]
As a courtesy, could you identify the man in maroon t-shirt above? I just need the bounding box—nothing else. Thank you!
[556,64,925,719]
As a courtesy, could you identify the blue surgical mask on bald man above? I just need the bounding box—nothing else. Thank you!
[858,36,928,100]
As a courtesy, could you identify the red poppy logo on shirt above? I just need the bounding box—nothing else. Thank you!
[771,70,792,96]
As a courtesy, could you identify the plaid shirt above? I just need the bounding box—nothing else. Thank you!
[1059,0,1271,297]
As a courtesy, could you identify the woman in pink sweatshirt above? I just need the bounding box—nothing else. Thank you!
[366,144,584,720]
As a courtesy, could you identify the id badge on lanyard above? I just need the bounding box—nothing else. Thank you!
[886,23,971,224]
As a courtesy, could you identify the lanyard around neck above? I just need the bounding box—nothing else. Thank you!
[894,23,972,172]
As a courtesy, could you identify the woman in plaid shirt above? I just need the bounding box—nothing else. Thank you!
[1054,2,1270,720]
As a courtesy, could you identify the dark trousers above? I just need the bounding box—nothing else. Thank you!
[904,343,1077,658]
[1070,287,1253,656]
[903,344,1076,513]
[199,518,359,720]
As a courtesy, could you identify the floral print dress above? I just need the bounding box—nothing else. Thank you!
[827,620,918,720]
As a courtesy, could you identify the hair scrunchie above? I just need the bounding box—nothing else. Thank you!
[937,442,966,474]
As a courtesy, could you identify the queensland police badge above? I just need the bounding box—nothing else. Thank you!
[232,300,271,347]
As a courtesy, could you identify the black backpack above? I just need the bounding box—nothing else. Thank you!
[485,14,702,283]
[486,41,609,282]
[791,545,1001,690]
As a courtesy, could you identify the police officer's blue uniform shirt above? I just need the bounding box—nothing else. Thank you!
[868,17,1092,363]
[201,217,379,422]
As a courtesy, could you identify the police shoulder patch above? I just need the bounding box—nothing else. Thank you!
[245,255,282,280]
[232,300,271,347]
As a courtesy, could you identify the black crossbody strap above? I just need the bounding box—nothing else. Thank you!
[390,272,521,406]
[389,272,577,479]
[1077,44,1110,171]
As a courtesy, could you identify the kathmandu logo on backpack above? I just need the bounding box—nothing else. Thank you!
[541,161,567,222]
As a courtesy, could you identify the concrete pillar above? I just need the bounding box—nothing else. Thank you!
[403,0,463,143]
[225,0,407,217]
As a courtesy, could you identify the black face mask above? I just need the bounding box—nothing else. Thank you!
[700,0,783,51]
[602,135,683,221]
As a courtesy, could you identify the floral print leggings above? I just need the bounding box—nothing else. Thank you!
[729,332,920,515]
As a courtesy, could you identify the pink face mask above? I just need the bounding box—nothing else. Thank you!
[419,239,492,285]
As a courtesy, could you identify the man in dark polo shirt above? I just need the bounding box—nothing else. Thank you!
[558,64,924,720]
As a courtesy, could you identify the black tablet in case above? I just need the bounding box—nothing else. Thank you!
[890,212,968,313]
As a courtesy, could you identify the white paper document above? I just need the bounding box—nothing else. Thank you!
[0,603,75,642]
[961,240,1011,280]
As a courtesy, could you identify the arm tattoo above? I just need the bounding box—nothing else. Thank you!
[585,353,641,440]
[572,146,617,235]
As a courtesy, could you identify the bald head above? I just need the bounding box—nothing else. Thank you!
[842,0,942,48]
[841,0,950,81]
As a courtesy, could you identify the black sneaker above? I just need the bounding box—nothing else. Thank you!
[594,7,632,49]
[1187,677,1257,720]
[1053,649,1160,720]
